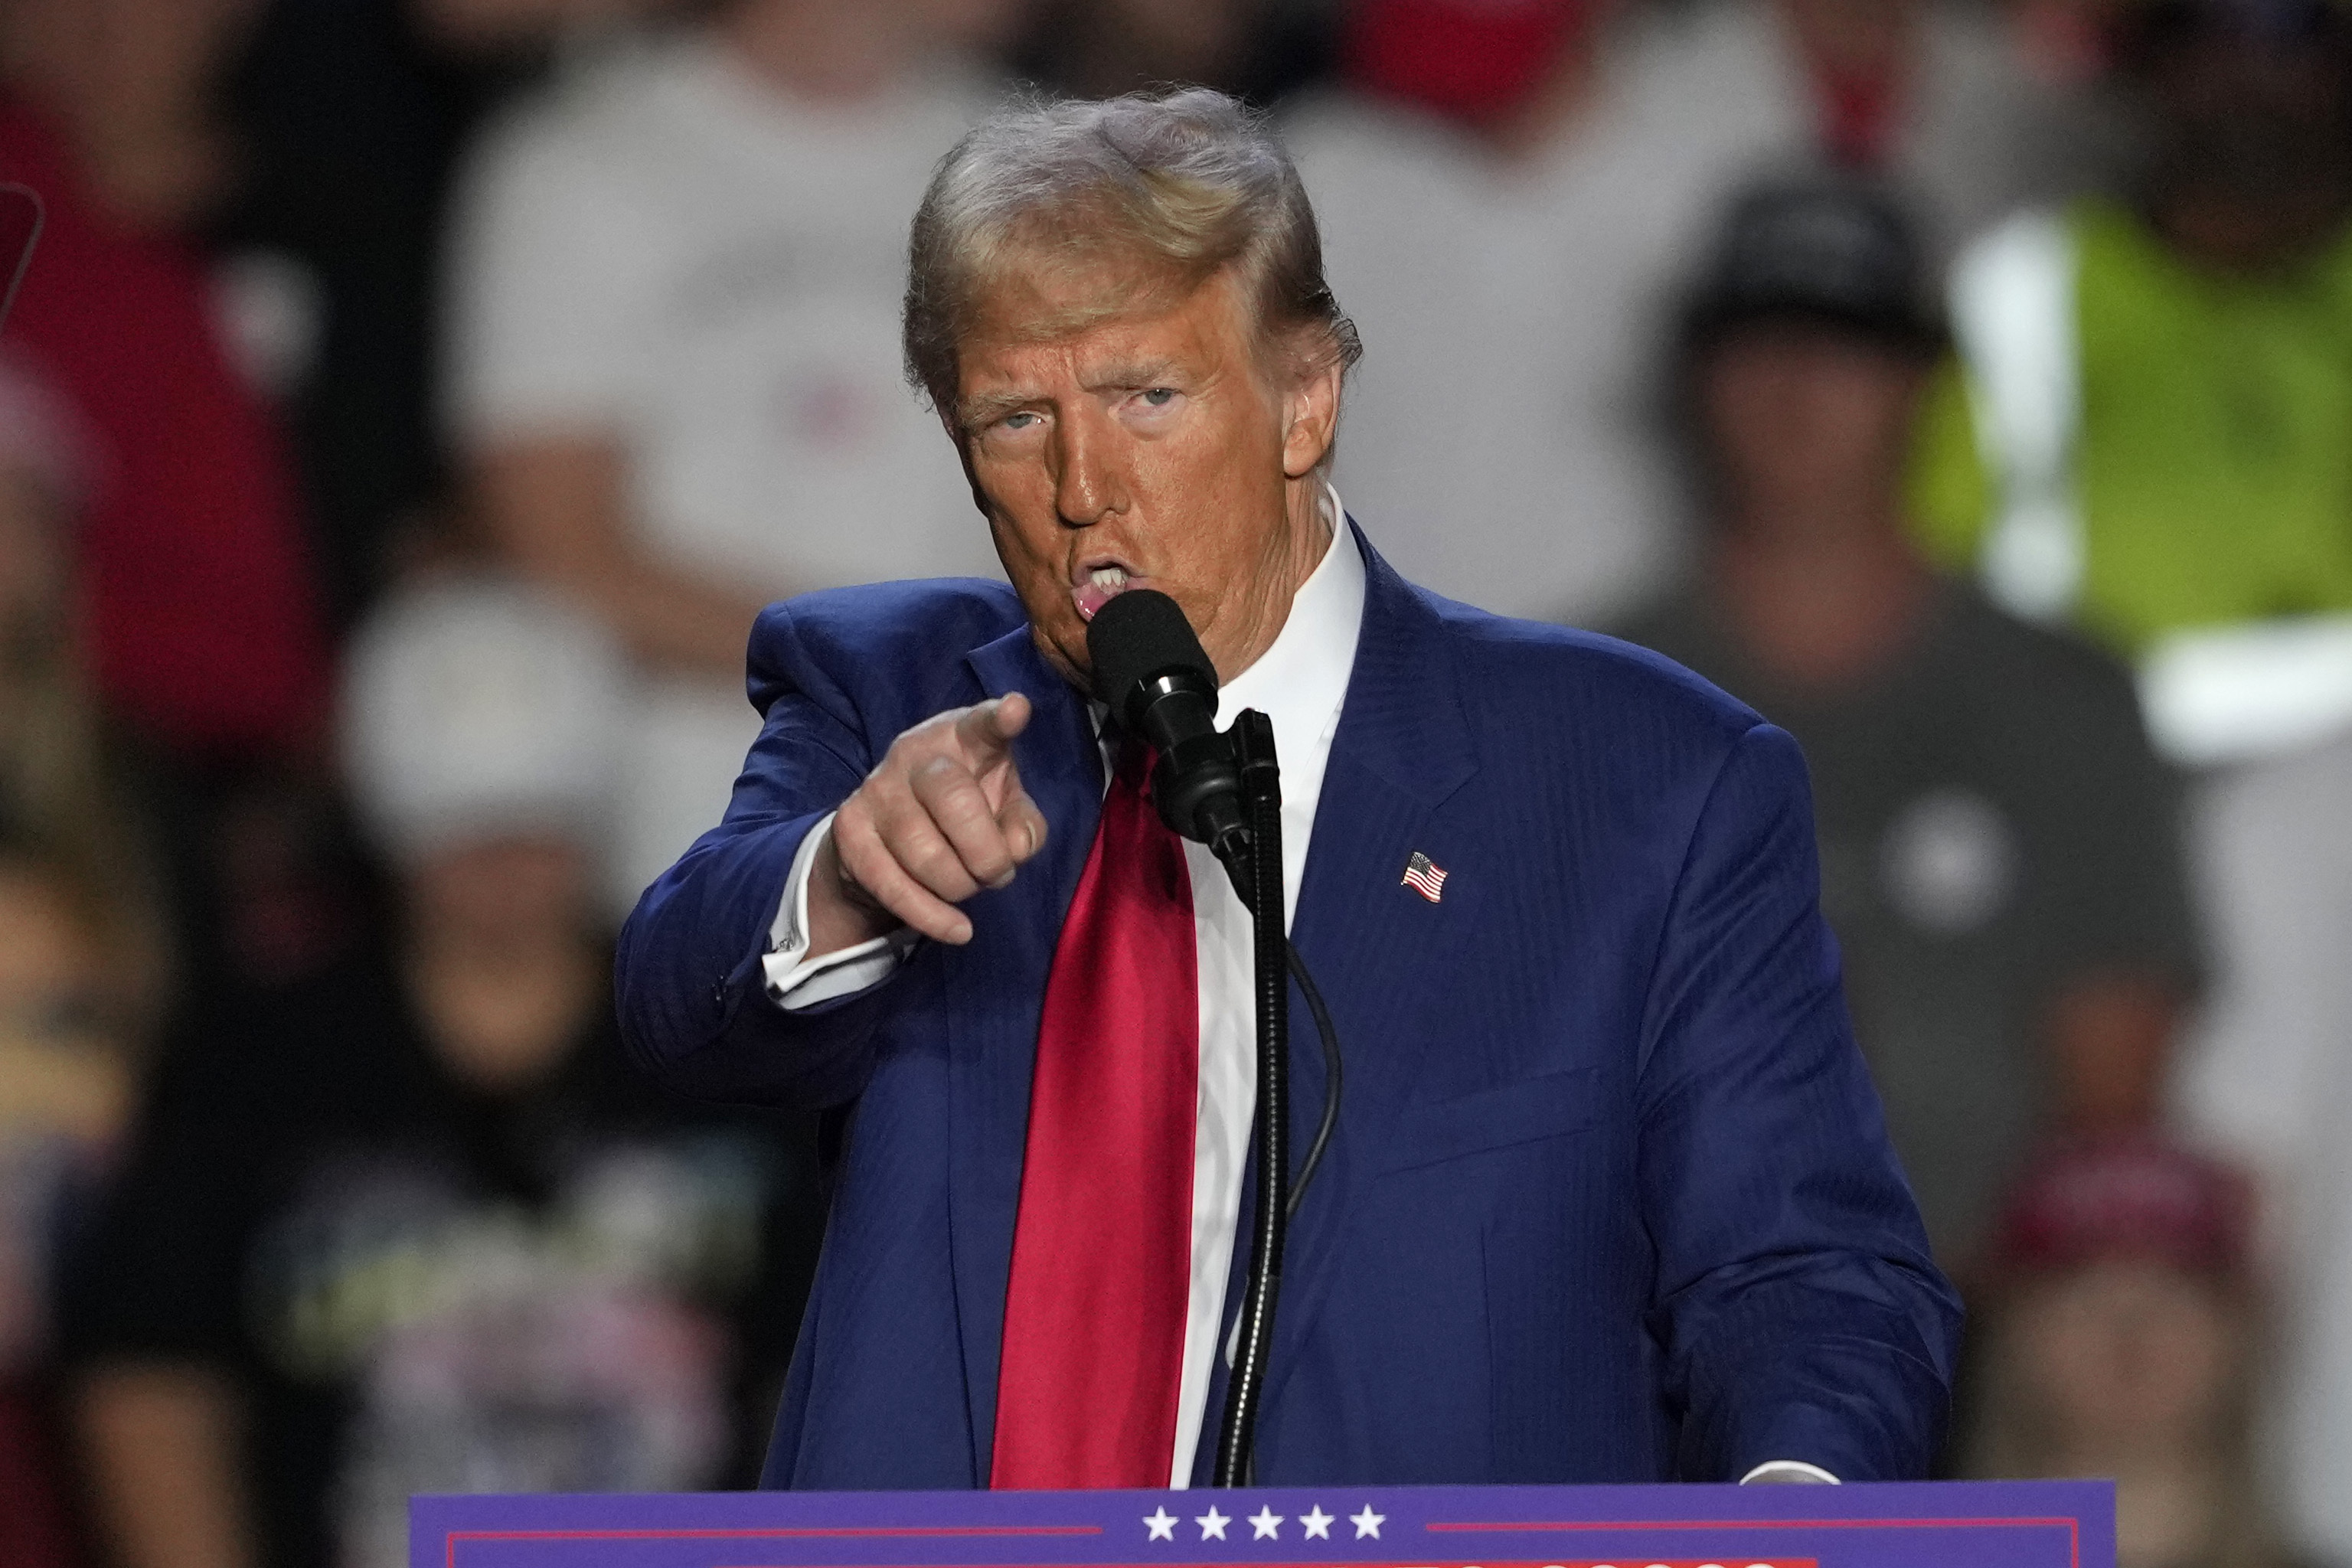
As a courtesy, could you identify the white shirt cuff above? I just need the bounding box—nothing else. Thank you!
[762,812,918,1010]
[1740,1460,1841,1485]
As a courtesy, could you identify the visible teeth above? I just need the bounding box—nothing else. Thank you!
[1089,567,1129,589]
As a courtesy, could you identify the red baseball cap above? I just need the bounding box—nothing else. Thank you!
[1342,0,1603,126]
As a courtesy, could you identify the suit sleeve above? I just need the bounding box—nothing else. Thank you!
[615,603,903,1110]
[1635,721,1962,1481]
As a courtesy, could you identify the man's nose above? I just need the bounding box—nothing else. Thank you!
[1052,405,1129,528]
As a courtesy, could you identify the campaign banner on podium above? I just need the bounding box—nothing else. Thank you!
[413,1480,2113,1568]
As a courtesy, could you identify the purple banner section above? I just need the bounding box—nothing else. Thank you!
[412,1481,2113,1568]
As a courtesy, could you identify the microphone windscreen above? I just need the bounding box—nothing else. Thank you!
[1086,589,1217,719]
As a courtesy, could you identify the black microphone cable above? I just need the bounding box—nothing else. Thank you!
[1285,941,1341,1220]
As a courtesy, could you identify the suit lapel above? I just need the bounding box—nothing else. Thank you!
[1253,531,1484,1428]
[1186,530,1485,1477]
[947,625,1102,1480]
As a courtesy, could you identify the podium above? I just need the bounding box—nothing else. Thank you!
[412,1481,2114,1568]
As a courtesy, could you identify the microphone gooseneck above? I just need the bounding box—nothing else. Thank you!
[1086,589,1249,870]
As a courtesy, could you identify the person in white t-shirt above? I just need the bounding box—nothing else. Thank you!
[1285,0,2109,626]
[446,0,1014,916]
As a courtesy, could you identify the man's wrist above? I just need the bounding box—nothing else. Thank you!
[805,822,900,958]
[765,815,917,1011]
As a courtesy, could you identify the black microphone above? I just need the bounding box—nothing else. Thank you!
[1086,589,1249,865]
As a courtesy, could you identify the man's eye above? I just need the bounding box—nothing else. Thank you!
[1138,387,1177,407]
[1001,411,1042,431]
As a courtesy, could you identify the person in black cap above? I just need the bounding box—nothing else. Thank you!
[1619,178,2202,1283]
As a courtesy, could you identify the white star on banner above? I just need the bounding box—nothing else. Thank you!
[1196,1508,1230,1541]
[1299,1507,1334,1540]
[1248,1508,1284,1540]
[1349,1506,1385,1540]
[1144,1510,1177,1542]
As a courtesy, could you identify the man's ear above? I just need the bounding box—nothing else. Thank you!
[1281,354,1343,480]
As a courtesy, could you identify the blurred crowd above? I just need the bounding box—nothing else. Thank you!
[0,0,2347,1566]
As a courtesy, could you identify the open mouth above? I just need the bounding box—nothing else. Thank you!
[1073,561,1142,622]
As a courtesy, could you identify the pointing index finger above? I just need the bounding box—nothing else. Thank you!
[956,692,1031,764]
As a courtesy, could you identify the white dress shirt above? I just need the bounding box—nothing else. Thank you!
[757,488,1835,1489]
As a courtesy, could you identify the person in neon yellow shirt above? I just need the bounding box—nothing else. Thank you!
[1912,0,2352,763]
[1931,14,2352,1568]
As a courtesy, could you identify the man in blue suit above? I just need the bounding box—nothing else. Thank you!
[616,87,1959,1493]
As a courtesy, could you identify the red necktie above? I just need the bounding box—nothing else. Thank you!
[991,743,1198,1489]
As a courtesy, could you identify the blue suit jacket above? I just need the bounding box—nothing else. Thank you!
[616,528,1961,1490]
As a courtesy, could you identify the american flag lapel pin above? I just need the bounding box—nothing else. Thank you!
[1400,851,1448,903]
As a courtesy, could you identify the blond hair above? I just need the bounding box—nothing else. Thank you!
[902,87,1360,426]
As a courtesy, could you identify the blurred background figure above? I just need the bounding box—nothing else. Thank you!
[2008,0,2133,86]
[0,0,330,763]
[0,843,148,1568]
[1962,1135,2302,1568]
[0,359,172,1026]
[2174,727,2352,1566]
[0,359,172,1563]
[446,0,1017,919]
[1006,0,1331,106]
[1621,179,2198,1272]
[1916,0,2352,765]
[0,0,382,1018]
[1906,4,2352,1548]
[61,579,824,1568]
[0,374,167,1560]
[223,0,715,635]
[1288,0,2107,629]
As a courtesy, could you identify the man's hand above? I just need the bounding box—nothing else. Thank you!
[808,694,1050,952]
